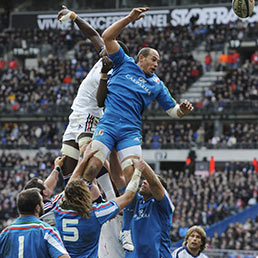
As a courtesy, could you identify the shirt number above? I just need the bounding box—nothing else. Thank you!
[62,219,79,242]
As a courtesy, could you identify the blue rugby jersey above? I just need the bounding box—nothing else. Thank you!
[0,216,68,258]
[103,47,176,127]
[126,190,175,258]
[54,200,119,258]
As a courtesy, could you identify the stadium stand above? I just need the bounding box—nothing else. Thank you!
[0,2,258,257]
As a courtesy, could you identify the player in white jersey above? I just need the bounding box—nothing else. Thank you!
[58,6,129,182]
[172,226,209,258]
[57,6,128,258]
[58,6,106,179]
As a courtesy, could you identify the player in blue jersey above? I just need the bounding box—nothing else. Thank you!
[122,159,174,258]
[82,6,193,190]
[23,143,100,226]
[54,164,142,258]
[172,226,209,258]
[0,188,70,258]
[82,7,193,251]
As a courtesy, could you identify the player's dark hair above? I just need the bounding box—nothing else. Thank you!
[157,174,167,190]
[117,40,130,55]
[136,47,152,62]
[24,177,45,196]
[17,188,42,215]
[60,178,92,218]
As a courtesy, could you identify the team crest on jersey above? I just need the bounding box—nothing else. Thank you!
[96,129,104,136]
[152,77,160,84]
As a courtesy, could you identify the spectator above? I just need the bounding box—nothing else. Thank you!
[205,52,212,72]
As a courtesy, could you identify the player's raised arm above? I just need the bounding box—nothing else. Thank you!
[133,159,165,201]
[58,5,104,52]
[113,166,142,211]
[102,7,149,54]
[96,56,113,107]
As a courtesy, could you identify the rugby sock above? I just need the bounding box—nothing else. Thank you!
[97,166,116,200]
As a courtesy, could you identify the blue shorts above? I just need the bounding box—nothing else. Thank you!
[93,116,142,152]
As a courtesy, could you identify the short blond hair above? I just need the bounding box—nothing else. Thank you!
[183,225,207,252]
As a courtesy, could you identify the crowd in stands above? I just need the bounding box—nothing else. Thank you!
[1,150,257,248]
[203,21,258,52]
[0,25,205,114]
[0,120,257,150]
[0,122,61,149]
[197,64,258,113]
[142,120,201,149]
[0,151,62,230]
[162,161,258,243]
[2,23,258,115]
[1,10,258,254]
[207,217,258,254]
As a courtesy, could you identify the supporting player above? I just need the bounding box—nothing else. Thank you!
[54,163,142,258]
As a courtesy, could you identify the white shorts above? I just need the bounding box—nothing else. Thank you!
[63,112,100,143]
[98,215,125,258]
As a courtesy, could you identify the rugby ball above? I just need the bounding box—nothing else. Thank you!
[232,0,255,18]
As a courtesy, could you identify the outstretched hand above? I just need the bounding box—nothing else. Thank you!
[80,141,99,162]
[54,155,66,168]
[179,100,194,116]
[128,7,150,22]
[58,5,77,22]
[132,158,145,172]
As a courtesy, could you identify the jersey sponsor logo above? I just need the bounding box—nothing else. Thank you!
[125,74,152,96]
[134,210,150,220]
[138,77,147,83]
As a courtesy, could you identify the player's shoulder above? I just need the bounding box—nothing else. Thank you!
[172,246,187,257]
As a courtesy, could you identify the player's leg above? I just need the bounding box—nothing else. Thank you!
[61,113,81,184]
[61,140,80,184]
[83,138,112,182]
[109,149,126,193]
[96,160,116,200]
[98,151,126,258]
[116,136,142,252]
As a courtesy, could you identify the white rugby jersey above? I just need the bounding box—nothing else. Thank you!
[172,246,209,258]
[71,58,104,117]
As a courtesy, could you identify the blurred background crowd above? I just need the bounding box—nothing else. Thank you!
[0,1,258,257]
